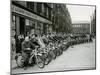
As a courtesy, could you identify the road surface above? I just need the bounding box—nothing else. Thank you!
[11,39,96,74]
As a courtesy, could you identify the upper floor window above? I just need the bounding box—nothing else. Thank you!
[44,4,47,17]
[48,9,51,20]
[37,3,42,14]
[27,2,34,11]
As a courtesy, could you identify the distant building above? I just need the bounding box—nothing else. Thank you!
[72,21,90,34]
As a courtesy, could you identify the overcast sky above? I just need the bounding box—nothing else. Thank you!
[66,4,95,23]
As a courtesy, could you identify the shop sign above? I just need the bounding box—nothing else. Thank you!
[12,5,52,24]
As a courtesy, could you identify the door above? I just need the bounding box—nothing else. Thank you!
[20,17,25,35]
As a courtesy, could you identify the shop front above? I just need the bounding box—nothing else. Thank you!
[11,4,52,38]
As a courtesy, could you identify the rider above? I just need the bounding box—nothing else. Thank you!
[30,34,40,49]
[21,36,34,70]
[42,34,49,45]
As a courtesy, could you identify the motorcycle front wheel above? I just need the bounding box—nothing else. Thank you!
[36,55,44,68]
[16,55,24,68]
[45,53,52,65]
[49,50,56,59]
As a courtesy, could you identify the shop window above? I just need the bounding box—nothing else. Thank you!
[30,20,35,27]
[37,22,41,30]
[20,17,25,34]
[35,22,43,35]
[11,15,16,37]
[30,20,35,34]
[25,19,30,35]
[12,15,15,26]
[25,19,36,35]
[25,19,29,26]
[32,21,35,28]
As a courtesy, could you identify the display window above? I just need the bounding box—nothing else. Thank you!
[11,15,16,37]
[25,19,36,35]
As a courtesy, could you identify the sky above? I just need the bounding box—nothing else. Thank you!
[66,4,95,23]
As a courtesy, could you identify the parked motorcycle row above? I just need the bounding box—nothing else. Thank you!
[15,34,92,69]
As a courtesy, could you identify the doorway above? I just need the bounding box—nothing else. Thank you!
[20,17,25,35]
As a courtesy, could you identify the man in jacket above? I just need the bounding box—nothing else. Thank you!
[22,36,33,70]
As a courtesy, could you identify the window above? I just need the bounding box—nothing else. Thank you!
[25,19,30,35]
[29,20,35,28]
[27,2,34,11]
[25,19,29,26]
[35,22,41,35]
[42,4,44,15]
[11,15,16,37]
[48,9,51,20]
[44,4,47,17]
[37,3,42,14]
